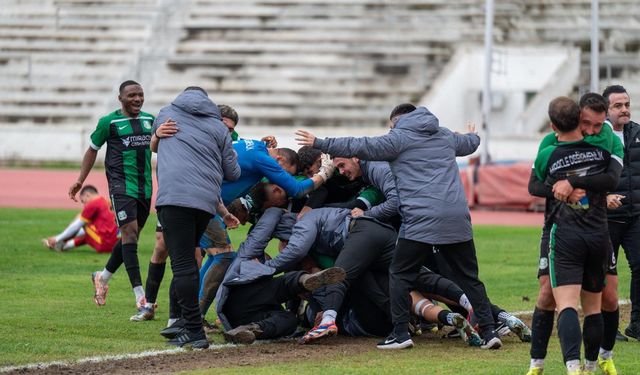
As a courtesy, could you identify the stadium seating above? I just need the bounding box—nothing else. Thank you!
[0,0,158,125]
[1,0,639,132]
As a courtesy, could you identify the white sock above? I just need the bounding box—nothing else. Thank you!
[100,268,112,284]
[566,360,581,373]
[584,360,597,371]
[63,239,75,250]
[144,302,154,309]
[320,310,337,325]
[459,294,473,313]
[133,286,145,302]
[599,348,613,360]
[530,358,544,369]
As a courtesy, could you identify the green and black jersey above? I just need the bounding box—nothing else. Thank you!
[534,129,623,230]
[89,109,154,200]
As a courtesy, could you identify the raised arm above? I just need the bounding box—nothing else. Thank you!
[257,153,317,198]
[296,129,406,162]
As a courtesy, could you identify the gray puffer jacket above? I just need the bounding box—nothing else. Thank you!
[154,89,240,214]
[314,106,480,244]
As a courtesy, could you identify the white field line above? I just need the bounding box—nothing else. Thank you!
[0,344,236,373]
[1,299,632,373]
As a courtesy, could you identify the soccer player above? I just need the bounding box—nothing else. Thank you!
[527,93,623,375]
[531,96,622,375]
[296,104,501,350]
[69,80,154,313]
[43,185,117,253]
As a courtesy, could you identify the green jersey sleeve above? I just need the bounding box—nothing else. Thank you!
[89,115,111,150]
[534,144,556,181]
[358,186,384,208]
[537,132,558,152]
[583,123,620,157]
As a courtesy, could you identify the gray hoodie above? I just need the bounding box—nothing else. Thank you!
[314,106,479,244]
[153,89,240,214]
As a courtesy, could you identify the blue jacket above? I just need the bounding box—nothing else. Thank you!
[221,139,314,205]
[315,107,480,244]
[154,90,240,214]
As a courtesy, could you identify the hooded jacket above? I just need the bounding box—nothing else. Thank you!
[153,89,240,214]
[314,106,480,244]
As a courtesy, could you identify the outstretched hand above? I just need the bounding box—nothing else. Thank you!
[295,130,316,147]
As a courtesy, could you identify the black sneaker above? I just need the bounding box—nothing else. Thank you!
[223,323,263,345]
[160,318,186,339]
[625,321,640,341]
[167,328,209,349]
[480,330,502,350]
[376,333,414,350]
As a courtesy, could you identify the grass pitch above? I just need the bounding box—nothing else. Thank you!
[0,207,638,373]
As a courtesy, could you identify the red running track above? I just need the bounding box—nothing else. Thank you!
[0,168,543,226]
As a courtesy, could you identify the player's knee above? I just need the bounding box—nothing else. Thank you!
[120,222,139,243]
[536,277,555,310]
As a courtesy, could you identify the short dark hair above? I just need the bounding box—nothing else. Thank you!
[297,146,322,173]
[276,148,299,174]
[548,96,580,133]
[184,86,208,96]
[119,80,140,94]
[227,198,249,219]
[80,185,98,195]
[248,182,269,210]
[218,104,239,125]
[602,85,628,101]
[579,93,608,113]
[389,103,417,120]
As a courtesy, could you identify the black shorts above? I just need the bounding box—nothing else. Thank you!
[111,194,151,228]
[548,224,607,293]
[538,225,617,278]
